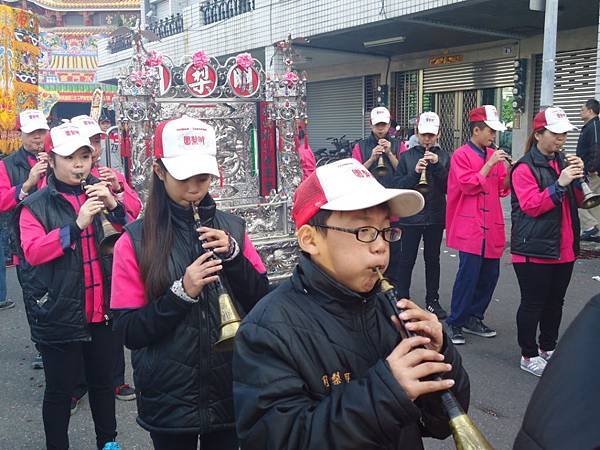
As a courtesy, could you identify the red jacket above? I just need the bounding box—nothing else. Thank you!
[446,142,509,259]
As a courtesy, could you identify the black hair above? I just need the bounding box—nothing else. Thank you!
[585,98,600,115]
[306,204,391,235]
[307,209,333,234]
[139,160,176,300]
[469,121,489,135]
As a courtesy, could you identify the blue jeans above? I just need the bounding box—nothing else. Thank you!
[447,251,500,327]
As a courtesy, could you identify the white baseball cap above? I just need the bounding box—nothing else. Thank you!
[469,105,507,132]
[71,115,106,138]
[370,107,391,125]
[50,123,94,157]
[153,116,219,180]
[533,107,578,133]
[17,110,49,134]
[417,112,440,135]
[292,158,424,227]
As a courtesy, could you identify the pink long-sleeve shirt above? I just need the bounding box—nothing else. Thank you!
[19,190,117,323]
[91,166,142,220]
[0,151,44,213]
[511,160,583,264]
[111,231,267,309]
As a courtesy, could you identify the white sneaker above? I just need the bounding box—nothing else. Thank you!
[539,349,554,362]
[520,356,547,377]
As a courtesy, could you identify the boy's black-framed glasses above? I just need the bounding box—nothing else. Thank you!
[313,224,402,243]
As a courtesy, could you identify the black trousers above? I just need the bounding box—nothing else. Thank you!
[513,262,574,358]
[390,224,444,303]
[150,429,238,450]
[72,321,127,400]
[39,322,117,450]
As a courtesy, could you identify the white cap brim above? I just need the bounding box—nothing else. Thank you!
[546,122,578,133]
[484,120,507,132]
[417,125,439,135]
[321,186,424,219]
[21,122,49,134]
[53,141,94,157]
[162,153,220,180]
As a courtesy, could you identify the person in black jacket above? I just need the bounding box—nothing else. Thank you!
[575,98,600,241]
[0,110,49,367]
[110,116,269,450]
[393,112,450,320]
[17,123,125,450]
[233,158,470,450]
[513,294,600,449]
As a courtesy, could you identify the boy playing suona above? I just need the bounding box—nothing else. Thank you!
[233,158,470,450]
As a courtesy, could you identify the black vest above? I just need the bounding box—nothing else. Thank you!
[126,196,248,433]
[2,148,38,256]
[3,147,36,190]
[359,133,400,188]
[15,173,113,344]
[510,147,580,259]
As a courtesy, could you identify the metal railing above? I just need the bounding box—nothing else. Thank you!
[146,13,184,39]
[108,34,133,53]
[200,0,255,25]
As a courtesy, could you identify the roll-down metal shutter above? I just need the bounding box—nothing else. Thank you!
[307,77,364,152]
[423,58,515,93]
[533,48,597,153]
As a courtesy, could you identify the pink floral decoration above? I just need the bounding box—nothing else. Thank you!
[192,50,210,69]
[236,52,254,70]
[130,69,148,87]
[282,71,299,86]
[145,50,163,67]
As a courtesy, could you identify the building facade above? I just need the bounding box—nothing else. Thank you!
[97,0,600,157]
[1,0,140,121]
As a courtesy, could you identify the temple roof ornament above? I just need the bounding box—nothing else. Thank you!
[2,0,139,11]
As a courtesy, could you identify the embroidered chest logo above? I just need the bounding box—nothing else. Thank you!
[321,371,352,389]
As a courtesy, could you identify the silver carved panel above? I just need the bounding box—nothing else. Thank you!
[114,36,307,280]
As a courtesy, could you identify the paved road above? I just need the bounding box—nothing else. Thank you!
[1,242,598,450]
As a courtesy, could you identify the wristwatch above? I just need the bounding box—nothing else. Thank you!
[170,278,199,303]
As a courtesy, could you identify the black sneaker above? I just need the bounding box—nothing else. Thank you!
[115,384,136,401]
[463,317,497,338]
[447,325,465,345]
[426,299,448,320]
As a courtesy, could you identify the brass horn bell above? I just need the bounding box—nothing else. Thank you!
[373,156,389,178]
[581,181,600,209]
[98,217,122,255]
[214,291,242,352]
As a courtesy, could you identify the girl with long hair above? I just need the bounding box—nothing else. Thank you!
[510,107,584,377]
[110,116,269,450]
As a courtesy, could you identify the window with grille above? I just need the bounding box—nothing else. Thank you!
[394,71,419,139]
[363,74,381,136]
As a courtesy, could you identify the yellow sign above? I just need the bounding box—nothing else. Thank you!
[429,55,464,66]
[90,88,103,121]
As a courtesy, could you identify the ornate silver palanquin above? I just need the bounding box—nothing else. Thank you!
[113,33,307,281]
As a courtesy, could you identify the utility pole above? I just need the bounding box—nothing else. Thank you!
[539,0,559,111]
